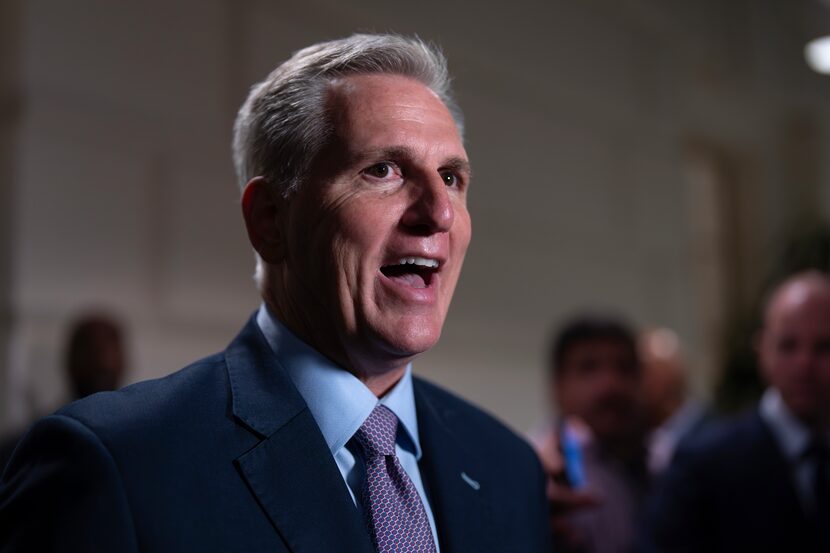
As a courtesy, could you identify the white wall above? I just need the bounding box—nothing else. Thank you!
[4,0,830,434]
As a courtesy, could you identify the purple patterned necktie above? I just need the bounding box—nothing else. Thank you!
[352,404,437,553]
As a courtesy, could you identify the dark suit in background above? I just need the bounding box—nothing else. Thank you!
[643,272,830,553]
[0,317,549,552]
[643,410,823,553]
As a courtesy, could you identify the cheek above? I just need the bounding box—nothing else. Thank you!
[763,351,786,377]
[618,375,640,394]
[300,218,357,303]
[443,212,472,290]
[641,377,660,399]
[559,379,588,408]
[330,209,395,286]
[452,208,472,252]
[817,358,830,386]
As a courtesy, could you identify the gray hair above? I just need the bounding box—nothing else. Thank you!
[232,33,464,196]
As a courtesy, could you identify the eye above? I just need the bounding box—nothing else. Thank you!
[440,171,460,187]
[363,162,400,180]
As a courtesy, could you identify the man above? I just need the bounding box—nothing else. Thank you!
[0,312,128,471]
[644,271,830,552]
[638,327,710,476]
[64,313,128,401]
[0,34,550,552]
[532,315,649,553]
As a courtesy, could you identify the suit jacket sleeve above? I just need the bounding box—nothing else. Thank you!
[0,414,139,552]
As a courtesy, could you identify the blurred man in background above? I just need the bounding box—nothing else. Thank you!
[64,313,127,400]
[532,315,649,553]
[639,327,710,476]
[645,271,830,552]
[0,312,127,471]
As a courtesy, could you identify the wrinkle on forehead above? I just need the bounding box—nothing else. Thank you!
[328,74,455,128]
[326,74,466,162]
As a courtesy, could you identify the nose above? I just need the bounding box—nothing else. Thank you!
[400,174,454,234]
[793,347,818,375]
[596,365,624,391]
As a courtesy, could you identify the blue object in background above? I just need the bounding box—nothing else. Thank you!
[560,424,587,489]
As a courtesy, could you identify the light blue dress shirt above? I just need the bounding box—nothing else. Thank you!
[760,387,830,514]
[256,305,441,550]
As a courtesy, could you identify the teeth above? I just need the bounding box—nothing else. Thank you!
[396,257,439,268]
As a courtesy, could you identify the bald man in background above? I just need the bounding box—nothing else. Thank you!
[644,271,830,553]
[639,328,709,476]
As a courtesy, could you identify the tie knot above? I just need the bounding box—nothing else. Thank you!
[354,404,398,458]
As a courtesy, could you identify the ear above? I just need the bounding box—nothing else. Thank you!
[241,176,286,264]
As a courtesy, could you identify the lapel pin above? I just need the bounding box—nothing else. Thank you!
[460,471,480,490]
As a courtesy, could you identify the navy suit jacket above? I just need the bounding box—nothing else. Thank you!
[642,410,825,553]
[0,316,550,552]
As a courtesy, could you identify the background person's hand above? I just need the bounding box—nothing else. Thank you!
[534,424,602,552]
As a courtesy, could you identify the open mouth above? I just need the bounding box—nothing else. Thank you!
[379,257,439,289]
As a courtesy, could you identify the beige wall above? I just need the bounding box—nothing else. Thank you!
[0,0,22,427]
[3,0,830,434]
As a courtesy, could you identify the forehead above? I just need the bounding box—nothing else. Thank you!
[766,282,830,332]
[564,338,636,363]
[326,73,464,152]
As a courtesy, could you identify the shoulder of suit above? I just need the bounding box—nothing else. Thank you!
[413,376,540,468]
[55,352,229,442]
[672,409,767,469]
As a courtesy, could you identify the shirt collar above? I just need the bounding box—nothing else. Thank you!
[659,398,705,439]
[379,359,421,458]
[256,304,422,459]
[760,387,811,461]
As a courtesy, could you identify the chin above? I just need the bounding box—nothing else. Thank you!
[375,317,444,359]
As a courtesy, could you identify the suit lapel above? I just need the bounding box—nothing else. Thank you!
[235,409,374,553]
[414,380,495,553]
[752,412,813,524]
[226,316,374,553]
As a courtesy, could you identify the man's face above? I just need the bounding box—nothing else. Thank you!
[281,74,471,373]
[638,331,684,428]
[759,288,830,426]
[555,339,641,443]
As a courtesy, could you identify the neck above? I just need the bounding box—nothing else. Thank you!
[361,366,408,397]
[263,285,410,398]
[653,395,685,428]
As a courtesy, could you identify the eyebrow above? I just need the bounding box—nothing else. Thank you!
[355,146,472,178]
[442,157,473,180]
